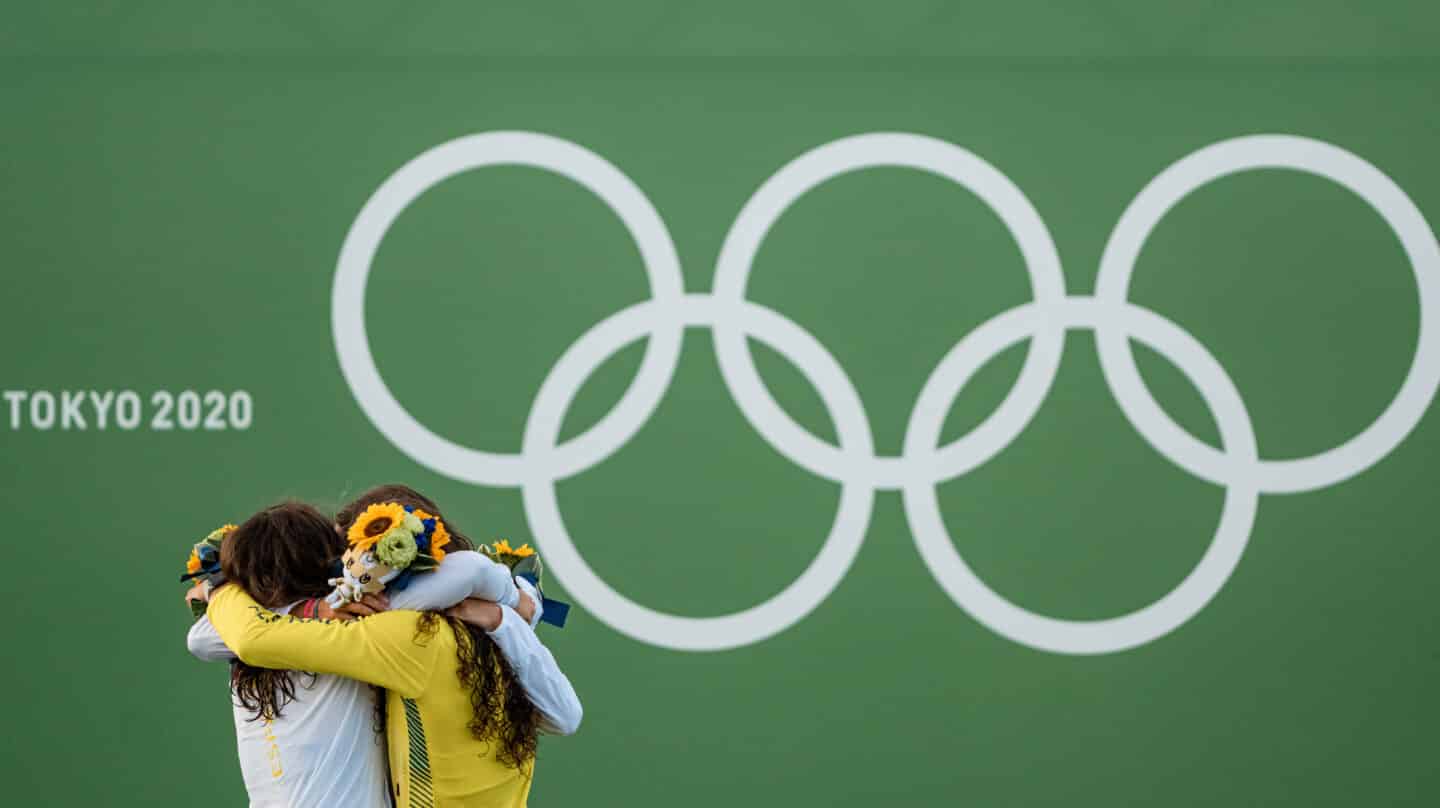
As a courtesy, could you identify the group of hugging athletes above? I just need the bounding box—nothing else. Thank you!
[181,483,583,808]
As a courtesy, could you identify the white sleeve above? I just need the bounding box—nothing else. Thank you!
[186,615,236,662]
[388,550,520,611]
[487,605,583,736]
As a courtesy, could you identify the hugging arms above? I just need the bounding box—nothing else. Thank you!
[187,548,582,736]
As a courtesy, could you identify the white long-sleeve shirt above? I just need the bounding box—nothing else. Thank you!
[186,550,581,808]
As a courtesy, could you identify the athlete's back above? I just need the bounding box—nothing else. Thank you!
[221,604,391,808]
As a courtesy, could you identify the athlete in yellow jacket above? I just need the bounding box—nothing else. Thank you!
[209,584,536,808]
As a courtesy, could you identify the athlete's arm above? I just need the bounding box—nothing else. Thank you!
[387,550,520,611]
[185,614,235,662]
[448,599,583,736]
[207,584,439,698]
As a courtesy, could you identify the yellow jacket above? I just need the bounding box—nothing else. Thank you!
[208,585,533,807]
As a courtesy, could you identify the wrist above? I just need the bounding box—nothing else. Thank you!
[482,603,504,632]
[470,602,504,632]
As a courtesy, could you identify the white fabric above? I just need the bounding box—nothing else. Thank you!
[218,601,388,808]
[185,550,578,808]
[488,602,584,735]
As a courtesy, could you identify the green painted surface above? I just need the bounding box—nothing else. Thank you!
[2,3,1437,805]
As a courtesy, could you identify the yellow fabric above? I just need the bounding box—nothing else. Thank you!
[208,586,533,807]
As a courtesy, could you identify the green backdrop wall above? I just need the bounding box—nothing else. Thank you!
[2,2,1438,805]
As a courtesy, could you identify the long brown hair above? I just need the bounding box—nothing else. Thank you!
[221,501,346,722]
[338,484,540,767]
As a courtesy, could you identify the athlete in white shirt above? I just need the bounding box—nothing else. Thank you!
[187,549,581,808]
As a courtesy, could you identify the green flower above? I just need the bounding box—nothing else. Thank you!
[375,528,418,569]
[402,512,425,534]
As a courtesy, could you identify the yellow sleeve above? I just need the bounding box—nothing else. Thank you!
[207,585,439,699]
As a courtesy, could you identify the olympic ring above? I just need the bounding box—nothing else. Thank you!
[334,131,1440,654]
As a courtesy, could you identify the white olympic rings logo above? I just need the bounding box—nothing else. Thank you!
[333,131,1440,655]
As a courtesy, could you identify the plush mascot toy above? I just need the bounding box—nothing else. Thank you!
[325,502,450,608]
[324,547,402,608]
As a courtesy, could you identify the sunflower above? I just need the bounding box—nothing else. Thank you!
[185,549,202,576]
[430,519,451,562]
[490,538,534,559]
[411,510,451,563]
[349,502,409,551]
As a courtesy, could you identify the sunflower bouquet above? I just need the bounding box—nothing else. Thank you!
[480,539,569,627]
[325,502,452,608]
[480,538,539,575]
[180,524,236,618]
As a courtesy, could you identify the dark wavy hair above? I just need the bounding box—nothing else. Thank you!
[220,501,347,722]
[338,484,539,768]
